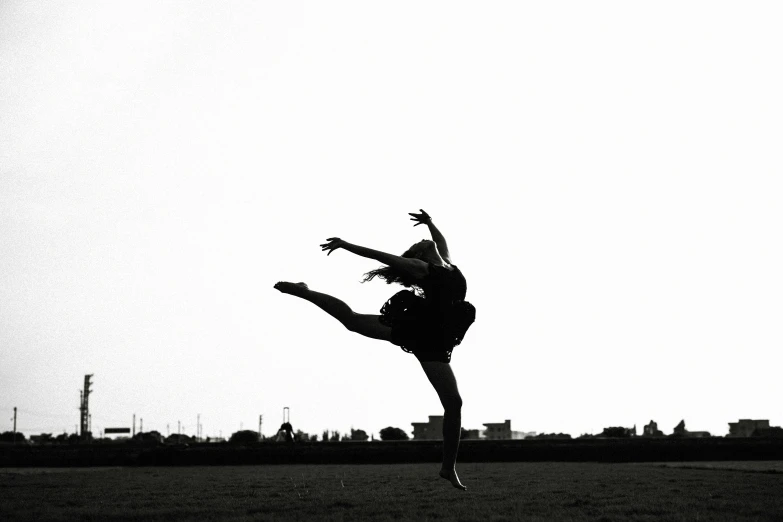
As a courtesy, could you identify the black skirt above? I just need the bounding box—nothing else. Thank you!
[378,290,476,363]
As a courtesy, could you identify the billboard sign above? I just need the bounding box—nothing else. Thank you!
[104,428,131,434]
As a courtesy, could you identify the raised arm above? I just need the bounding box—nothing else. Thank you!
[409,209,451,263]
[320,238,429,279]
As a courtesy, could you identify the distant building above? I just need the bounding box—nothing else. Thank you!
[483,420,512,440]
[461,429,481,440]
[672,420,710,438]
[753,426,783,438]
[643,420,664,437]
[29,434,53,445]
[728,419,770,437]
[412,416,444,440]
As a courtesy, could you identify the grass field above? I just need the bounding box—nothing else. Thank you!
[2,462,782,521]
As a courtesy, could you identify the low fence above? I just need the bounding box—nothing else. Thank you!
[2,438,782,467]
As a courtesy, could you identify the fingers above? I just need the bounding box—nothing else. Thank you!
[320,238,340,255]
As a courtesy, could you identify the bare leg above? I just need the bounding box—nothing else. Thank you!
[419,361,466,490]
[274,281,391,342]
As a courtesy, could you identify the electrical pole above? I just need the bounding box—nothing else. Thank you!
[177,420,181,443]
[140,418,143,433]
[197,414,200,442]
[258,415,263,441]
[133,414,136,437]
[13,407,17,445]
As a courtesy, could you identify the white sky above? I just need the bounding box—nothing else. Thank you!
[2,1,782,440]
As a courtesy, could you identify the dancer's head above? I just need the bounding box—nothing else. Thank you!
[402,239,441,264]
[362,240,442,293]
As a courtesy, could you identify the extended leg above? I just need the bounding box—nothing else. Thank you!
[419,360,466,490]
[274,282,391,342]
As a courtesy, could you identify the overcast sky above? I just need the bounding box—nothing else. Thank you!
[2,1,782,440]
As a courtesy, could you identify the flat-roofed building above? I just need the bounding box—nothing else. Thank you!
[728,419,770,437]
[483,420,512,440]
[412,415,444,440]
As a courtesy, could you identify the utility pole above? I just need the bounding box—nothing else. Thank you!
[258,415,263,441]
[133,414,136,437]
[177,420,181,443]
[140,418,143,433]
[12,407,17,445]
[197,414,200,442]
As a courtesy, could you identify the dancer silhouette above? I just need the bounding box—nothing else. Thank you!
[274,210,476,490]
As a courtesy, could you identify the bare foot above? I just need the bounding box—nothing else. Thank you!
[273,281,309,297]
[439,468,466,490]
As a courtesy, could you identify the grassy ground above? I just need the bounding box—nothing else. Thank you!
[1,462,782,521]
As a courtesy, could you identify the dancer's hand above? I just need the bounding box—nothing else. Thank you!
[409,209,432,227]
[320,237,347,256]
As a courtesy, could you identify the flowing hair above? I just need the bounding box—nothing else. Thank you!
[361,245,424,295]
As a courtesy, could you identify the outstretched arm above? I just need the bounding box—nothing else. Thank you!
[409,209,451,263]
[320,238,429,279]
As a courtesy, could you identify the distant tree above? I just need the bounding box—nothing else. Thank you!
[329,430,341,442]
[0,431,27,443]
[166,433,195,444]
[533,433,572,440]
[350,429,369,441]
[133,431,164,444]
[322,430,329,442]
[309,434,319,442]
[295,430,311,442]
[229,430,260,444]
[379,427,409,441]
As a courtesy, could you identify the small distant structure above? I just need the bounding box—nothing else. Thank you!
[483,420,512,440]
[483,420,510,440]
[672,420,710,438]
[728,419,770,437]
[274,407,294,442]
[461,429,481,440]
[412,416,444,440]
[642,420,664,437]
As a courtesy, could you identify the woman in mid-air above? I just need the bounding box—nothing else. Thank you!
[274,210,476,490]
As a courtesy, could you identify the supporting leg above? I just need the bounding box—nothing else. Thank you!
[274,282,391,342]
[419,360,466,490]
